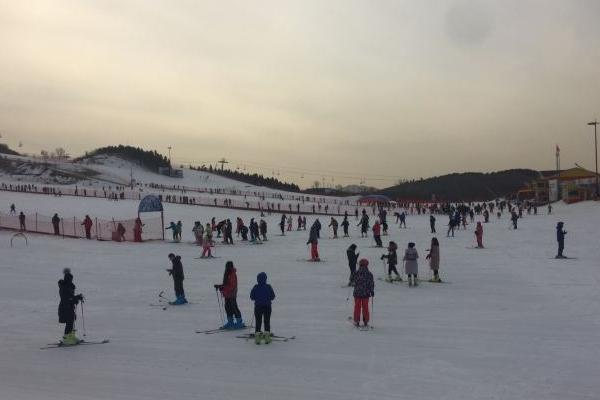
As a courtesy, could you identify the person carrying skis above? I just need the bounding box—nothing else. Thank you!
[250,272,276,344]
[381,241,401,282]
[372,220,382,247]
[341,216,350,237]
[167,253,187,304]
[214,261,245,329]
[403,242,419,287]
[556,221,567,258]
[426,237,442,282]
[58,268,84,345]
[475,221,484,248]
[82,215,93,239]
[52,213,60,235]
[307,223,320,261]
[430,215,436,233]
[346,244,359,286]
[353,259,374,328]
[329,217,339,238]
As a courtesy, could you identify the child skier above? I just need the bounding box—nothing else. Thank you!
[167,253,187,304]
[201,223,213,258]
[430,215,436,233]
[307,224,320,261]
[372,220,382,247]
[426,238,441,282]
[403,242,419,287]
[250,272,276,344]
[556,222,567,258]
[475,221,484,248]
[214,261,244,329]
[346,244,359,286]
[58,268,84,345]
[353,259,374,328]
[381,241,402,282]
[341,216,350,237]
[287,216,293,231]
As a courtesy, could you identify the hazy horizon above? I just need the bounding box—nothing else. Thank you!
[1,0,599,188]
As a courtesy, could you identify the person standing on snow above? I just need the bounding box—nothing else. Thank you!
[403,242,419,287]
[329,217,339,238]
[82,215,93,239]
[357,212,369,238]
[279,214,286,236]
[307,224,320,261]
[52,213,61,235]
[353,259,374,328]
[556,222,567,258]
[430,215,436,233]
[426,237,442,282]
[250,272,276,344]
[372,220,383,247]
[475,221,484,248]
[192,221,204,245]
[381,241,401,282]
[201,223,214,257]
[259,219,268,241]
[287,216,293,231]
[341,216,350,237]
[346,244,359,286]
[166,221,178,241]
[167,253,187,304]
[215,261,245,329]
[134,217,144,242]
[399,212,407,228]
[10,203,16,214]
[511,211,519,229]
[58,268,84,345]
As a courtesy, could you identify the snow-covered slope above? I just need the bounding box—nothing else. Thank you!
[0,187,599,399]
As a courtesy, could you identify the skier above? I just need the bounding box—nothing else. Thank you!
[259,219,268,241]
[352,259,374,328]
[167,253,187,304]
[399,212,407,228]
[223,219,234,244]
[214,261,245,329]
[426,237,441,282]
[166,221,178,242]
[192,221,204,245]
[307,223,320,261]
[52,213,60,235]
[19,211,26,231]
[250,272,276,344]
[250,219,261,243]
[287,216,293,231]
[511,211,519,229]
[430,215,436,233]
[381,241,401,282]
[82,215,93,239]
[176,221,183,241]
[297,215,303,231]
[548,203,553,215]
[201,223,214,257]
[313,218,322,238]
[279,214,286,235]
[475,221,484,248]
[346,244,359,286]
[240,224,249,241]
[341,216,350,237]
[58,268,84,345]
[403,242,419,287]
[134,217,144,242]
[556,222,567,258]
[116,222,126,242]
[329,217,339,238]
[357,212,369,238]
[10,203,16,214]
[372,220,382,247]
[447,215,457,237]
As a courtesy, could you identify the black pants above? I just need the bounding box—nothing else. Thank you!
[374,235,382,247]
[388,264,399,276]
[343,226,348,236]
[64,320,74,335]
[430,223,436,233]
[254,304,272,332]
[558,240,564,257]
[349,265,356,284]
[224,298,241,319]
[174,279,185,298]
[53,224,60,235]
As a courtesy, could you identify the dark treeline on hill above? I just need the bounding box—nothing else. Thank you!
[377,169,540,201]
[0,144,20,156]
[77,145,170,171]
[190,165,300,192]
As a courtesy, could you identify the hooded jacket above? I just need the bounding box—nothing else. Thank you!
[58,273,80,323]
[250,272,276,306]
[353,265,374,298]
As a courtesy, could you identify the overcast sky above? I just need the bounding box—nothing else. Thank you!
[1,0,599,188]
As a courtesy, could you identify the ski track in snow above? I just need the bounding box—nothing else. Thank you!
[1,190,600,400]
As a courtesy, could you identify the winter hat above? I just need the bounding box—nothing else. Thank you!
[557,221,564,226]
[63,268,71,275]
[168,253,175,259]
[359,258,369,268]
[388,241,397,251]
[408,242,415,248]
[257,272,268,284]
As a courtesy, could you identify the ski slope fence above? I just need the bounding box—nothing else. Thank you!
[0,212,163,242]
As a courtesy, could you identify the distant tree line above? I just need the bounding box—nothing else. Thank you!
[76,145,170,171]
[376,169,540,201]
[190,165,300,192]
[0,143,19,156]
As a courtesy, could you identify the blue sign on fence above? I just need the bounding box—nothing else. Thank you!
[138,195,163,213]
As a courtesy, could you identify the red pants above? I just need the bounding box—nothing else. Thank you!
[353,297,369,324]
[310,243,319,260]
[476,234,483,247]
[202,244,212,257]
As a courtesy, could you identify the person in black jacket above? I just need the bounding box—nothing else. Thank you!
[167,253,187,304]
[381,241,401,282]
[341,216,350,237]
[52,213,60,235]
[58,268,84,344]
[346,244,359,286]
[556,222,567,258]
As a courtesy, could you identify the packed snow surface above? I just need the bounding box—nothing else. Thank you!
[1,191,599,400]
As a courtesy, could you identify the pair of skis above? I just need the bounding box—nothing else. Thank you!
[236,333,295,342]
[40,339,110,350]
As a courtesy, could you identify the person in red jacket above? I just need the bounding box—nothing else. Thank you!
[372,220,382,247]
[214,261,245,329]
[475,221,484,248]
[81,215,93,239]
[134,217,144,242]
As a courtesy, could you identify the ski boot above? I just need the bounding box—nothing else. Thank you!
[255,331,263,345]
[220,317,235,330]
[170,295,187,305]
[408,276,413,287]
[394,275,403,282]
[413,276,418,286]
[62,331,80,345]
[263,332,272,344]
[233,318,246,329]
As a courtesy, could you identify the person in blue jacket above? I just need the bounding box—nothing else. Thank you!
[250,272,276,344]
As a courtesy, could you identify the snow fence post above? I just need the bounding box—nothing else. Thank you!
[61,218,64,238]
[73,217,76,238]
[35,213,38,232]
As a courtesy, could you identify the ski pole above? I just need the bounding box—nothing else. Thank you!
[215,289,225,325]
[80,302,86,337]
[370,296,374,326]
